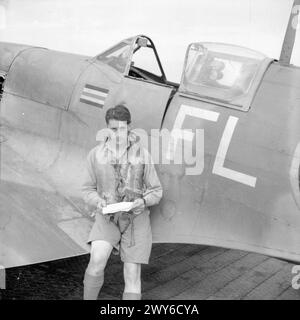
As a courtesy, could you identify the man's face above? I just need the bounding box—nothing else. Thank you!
[107,119,129,147]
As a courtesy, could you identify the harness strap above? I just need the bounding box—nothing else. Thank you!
[111,212,136,247]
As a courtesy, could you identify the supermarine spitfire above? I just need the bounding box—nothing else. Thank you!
[0,1,300,268]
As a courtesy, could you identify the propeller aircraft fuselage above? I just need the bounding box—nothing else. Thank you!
[1,1,300,268]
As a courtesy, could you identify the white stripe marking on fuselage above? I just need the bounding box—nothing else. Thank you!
[80,95,105,104]
[83,87,108,98]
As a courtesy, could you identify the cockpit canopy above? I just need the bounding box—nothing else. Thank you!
[95,37,272,111]
[180,43,273,110]
[95,36,167,84]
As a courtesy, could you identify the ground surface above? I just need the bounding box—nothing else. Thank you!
[1,243,300,300]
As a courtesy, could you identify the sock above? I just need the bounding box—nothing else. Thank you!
[83,270,104,300]
[122,292,142,300]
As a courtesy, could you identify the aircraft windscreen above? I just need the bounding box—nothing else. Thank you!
[181,43,272,110]
[96,39,133,73]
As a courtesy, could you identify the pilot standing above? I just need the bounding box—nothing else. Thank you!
[82,104,163,300]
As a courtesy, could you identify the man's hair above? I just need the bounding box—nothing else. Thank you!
[105,104,131,124]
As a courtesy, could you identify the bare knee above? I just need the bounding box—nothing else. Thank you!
[87,255,106,275]
[87,240,113,276]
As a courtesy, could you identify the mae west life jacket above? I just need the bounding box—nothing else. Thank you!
[94,130,147,247]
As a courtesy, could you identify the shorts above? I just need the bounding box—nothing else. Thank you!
[87,209,152,264]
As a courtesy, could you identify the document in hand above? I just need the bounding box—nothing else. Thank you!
[102,202,134,215]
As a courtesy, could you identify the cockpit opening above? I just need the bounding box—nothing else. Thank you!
[95,36,179,88]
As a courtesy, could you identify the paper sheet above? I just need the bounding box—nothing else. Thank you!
[102,202,134,215]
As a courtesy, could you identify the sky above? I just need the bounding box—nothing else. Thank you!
[0,0,298,82]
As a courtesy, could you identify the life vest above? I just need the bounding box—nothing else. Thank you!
[94,130,146,247]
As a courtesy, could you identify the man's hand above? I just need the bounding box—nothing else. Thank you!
[97,199,107,212]
[131,198,145,215]
[90,199,107,218]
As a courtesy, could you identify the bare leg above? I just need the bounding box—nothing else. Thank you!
[83,240,113,300]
